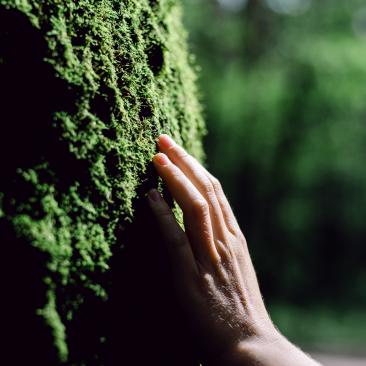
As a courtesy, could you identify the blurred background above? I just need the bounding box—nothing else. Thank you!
[182,0,366,362]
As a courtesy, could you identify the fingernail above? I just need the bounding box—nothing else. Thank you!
[147,189,161,202]
[153,153,169,166]
[158,134,175,149]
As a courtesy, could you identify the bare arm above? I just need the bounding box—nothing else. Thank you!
[147,134,321,366]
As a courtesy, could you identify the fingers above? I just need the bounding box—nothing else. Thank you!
[152,153,220,265]
[203,169,240,235]
[158,135,228,242]
[147,189,199,283]
[158,134,238,236]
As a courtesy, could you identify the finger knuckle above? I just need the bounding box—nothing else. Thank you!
[200,272,215,289]
[216,239,231,261]
[211,176,222,193]
[200,178,216,198]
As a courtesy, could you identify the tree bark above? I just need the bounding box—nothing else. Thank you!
[0,1,204,364]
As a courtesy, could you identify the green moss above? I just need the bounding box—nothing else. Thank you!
[0,0,204,362]
[37,290,68,362]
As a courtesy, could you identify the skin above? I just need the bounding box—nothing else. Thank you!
[147,134,321,366]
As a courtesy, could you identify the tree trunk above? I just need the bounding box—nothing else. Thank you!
[0,1,204,364]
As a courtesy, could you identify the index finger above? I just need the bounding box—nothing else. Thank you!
[152,153,220,265]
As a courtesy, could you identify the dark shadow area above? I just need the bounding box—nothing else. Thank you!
[104,178,201,366]
[139,101,154,120]
[0,7,88,196]
[0,7,84,364]
[65,166,201,365]
[0,218,60,364]
[147,43,164,75]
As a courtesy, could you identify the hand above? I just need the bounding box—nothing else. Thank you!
[147,135,320,366]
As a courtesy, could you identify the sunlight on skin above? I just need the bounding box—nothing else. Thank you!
[147,134,322,366]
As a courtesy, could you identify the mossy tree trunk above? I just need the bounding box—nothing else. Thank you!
[0,1,204,364]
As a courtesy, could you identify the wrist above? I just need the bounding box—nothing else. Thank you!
[207,328,281,366]
[209,330,320,366]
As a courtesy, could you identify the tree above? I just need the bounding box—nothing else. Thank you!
[0,1,204,364]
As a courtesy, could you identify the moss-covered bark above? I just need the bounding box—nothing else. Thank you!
[0,1,204,364]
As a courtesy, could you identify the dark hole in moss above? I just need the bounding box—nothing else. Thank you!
[147,43,164,75]
[140,10,150,22]
[111,1,121,13]
[139,102,153,120]
[102,127,118,140]
[159,19,168,32]
[140,73,150,86]
[72,28,87,47]
[125,15,132,27]
[101,84,116,102]
[149,0,159,8]
[90,94,112,123]
[129,29,138,44]
[105,148,120,176]
[89,40,100,54]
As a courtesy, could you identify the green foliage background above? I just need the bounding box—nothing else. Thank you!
[0,0,204,363]
[183,0,366,349]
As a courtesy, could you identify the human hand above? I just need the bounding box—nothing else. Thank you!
[147,135,320,366]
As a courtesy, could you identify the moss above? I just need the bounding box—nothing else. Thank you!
[0,0,204,363]
[36,290,68,362]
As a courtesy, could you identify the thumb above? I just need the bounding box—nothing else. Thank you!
[147,189,198,281]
